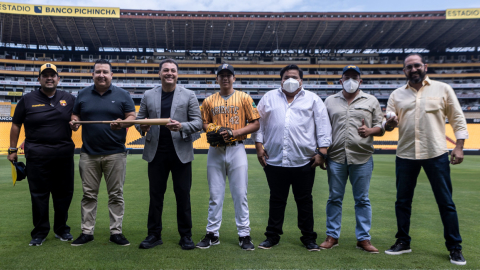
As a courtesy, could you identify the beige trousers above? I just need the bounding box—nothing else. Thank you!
[79,152,127,235]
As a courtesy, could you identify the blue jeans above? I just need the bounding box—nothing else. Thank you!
[326,157,373,241]
[395,153,462,250]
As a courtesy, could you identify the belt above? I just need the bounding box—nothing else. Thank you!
[226,140,243,146]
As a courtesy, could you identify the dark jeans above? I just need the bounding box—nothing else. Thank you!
[263,161,317,244]
[147,149,192,238]
[395,153,462,250]
[26,157,74,239]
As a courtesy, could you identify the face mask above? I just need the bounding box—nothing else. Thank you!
[282,78,300,93]
[342,78,359,93]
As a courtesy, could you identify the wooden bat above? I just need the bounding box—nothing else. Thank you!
[72,118,171,125]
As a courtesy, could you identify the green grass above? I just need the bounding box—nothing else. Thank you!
[0,154,479,269]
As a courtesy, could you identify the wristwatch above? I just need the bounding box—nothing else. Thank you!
[8,148,18,155]
[315,148,327,159]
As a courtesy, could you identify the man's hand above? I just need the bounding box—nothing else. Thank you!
[140,118,151,132]
[385,114,398,129]
[220,129,236,142]
[166,119,182,132]
[256,144,269,168]
[7,152,17,162]
[69,120,80,131]
[451,140,465,165]
[110,118,123,130]
[358,119,372,138]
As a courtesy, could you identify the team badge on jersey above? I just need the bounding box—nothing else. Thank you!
[60,100,67,106]
[252,101,256,108]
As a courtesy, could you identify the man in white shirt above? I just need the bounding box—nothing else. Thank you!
[254,64,332,251]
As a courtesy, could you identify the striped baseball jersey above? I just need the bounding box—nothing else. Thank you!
[202,90,260,141]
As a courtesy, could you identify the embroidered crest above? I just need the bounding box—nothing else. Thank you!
[60,100,67,106]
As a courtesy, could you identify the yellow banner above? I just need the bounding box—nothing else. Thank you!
[7,92,23,96]
[446,8,480,19]
[0,2,120,18]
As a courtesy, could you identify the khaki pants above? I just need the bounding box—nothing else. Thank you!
[79,152,127,235]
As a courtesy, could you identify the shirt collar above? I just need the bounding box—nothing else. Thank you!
[92,84,113,95]
[406,76,431,89]
[334,89,367,100]
[277,87,306,98]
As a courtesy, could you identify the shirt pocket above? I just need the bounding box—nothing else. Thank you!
[425,97,442,113]
[353,105,373,122]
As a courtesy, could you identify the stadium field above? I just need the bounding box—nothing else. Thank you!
[0,154,478,269]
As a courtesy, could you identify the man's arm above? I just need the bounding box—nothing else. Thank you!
[231,120,260,138]
[255,142,268,168]
[451,139,464,165]
[176,91,203,134]
[135,94,150,135]
[7,123,21,162]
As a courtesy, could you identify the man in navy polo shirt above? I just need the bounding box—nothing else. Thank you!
[70,59,136,246]
[8,63,76,246]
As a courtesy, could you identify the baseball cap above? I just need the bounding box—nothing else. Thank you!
[342,65,361,75]
[11,161,26,186]
[39,63,58,76]
[217,63,235,76]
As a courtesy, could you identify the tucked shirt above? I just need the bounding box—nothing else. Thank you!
[386,76,468,160]
[12,89,75,158]
[254,88,332,167]
[73,84,136,155]
[325,90,384,165]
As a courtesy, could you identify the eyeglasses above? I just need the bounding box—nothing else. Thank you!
[404,63,424,71]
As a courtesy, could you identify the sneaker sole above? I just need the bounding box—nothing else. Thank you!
[109,240,130,246]
[196,241,220,249]
[71,240,94,246]
[450,257,467,266]
[29,239,45,246]
[55,234,73,241]
[385,249,412,255]
[319,244,338,250]
[307,248,320,251]
[258,243,278,250]
[356,246,379,254]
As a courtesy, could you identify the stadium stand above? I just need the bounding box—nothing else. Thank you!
[1,8,479,153]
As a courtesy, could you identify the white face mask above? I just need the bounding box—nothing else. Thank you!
[282,78,300,93]
[342,78,360,93]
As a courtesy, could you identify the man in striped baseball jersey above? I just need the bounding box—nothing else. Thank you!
[196,63,260,250]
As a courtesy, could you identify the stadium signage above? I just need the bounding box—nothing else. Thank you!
[0,2,120,18]
[186,52,352,57]
[446,8,480,19]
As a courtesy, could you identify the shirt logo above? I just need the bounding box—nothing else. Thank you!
[60,100,67,106]
[32,104,45,107]
[112,101,115,103]
[222,64,229,69]
[252,101,257,108]
[348,65,357,68]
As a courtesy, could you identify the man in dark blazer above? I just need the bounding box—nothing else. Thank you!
[136,59,202,250]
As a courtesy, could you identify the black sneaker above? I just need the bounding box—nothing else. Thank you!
[179,236,195,250]
[139,235,163,249]
[449,250,466,265]
[385,241,412,255]
[29,238,45,246]
[55,233,73,241]
[71,233,94,246]
[258,238,278,250]
[239,236,255,250]
[110,234,130,246]
[196,232,220,249]
[304,242,321,251]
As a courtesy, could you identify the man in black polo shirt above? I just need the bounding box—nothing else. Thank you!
[8,63,75,246]
[70,59,136,246]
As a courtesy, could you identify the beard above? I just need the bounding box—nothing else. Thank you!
[407,69,426,84]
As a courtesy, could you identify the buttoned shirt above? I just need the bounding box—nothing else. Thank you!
[325,90,384,165]
[386,76,468,160]
[254,88,332,167]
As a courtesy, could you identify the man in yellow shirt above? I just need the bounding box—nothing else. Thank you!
[384,54,468,266]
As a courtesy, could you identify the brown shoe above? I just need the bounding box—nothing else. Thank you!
[319,236,338,249]
[356,239,379,254]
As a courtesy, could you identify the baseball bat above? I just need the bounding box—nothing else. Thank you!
[72,118,171,125]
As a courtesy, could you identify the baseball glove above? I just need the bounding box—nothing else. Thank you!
[206,123,236,147]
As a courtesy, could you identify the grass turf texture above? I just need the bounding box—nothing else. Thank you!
[0,154,478,269]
